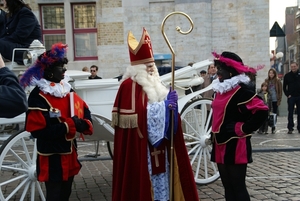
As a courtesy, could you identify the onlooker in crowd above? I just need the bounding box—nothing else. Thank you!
[0,0,42,64]
[82,66,89,72]
[111,27,199,201]
[0,54,27,118]
[201,63,217,99]
[211,51,268,201]
[185,62,201,94]
[283,62,300,134]
[257,82,272,134]
[200,70,207,77]
[264,68,282,133]
[200,63,217,113]
[20,43,93,200]
[88,65,102,79]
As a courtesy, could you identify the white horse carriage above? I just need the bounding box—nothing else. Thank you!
[0,12,220,201]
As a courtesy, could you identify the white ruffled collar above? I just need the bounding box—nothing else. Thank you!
[211,74,250,94]
[31,75,72,98]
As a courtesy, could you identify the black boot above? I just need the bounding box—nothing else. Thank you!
[271,127,276,134]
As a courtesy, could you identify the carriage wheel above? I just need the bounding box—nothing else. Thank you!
[0,131,45,201]
[180,98,220,185]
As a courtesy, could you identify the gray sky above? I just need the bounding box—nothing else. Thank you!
[269,0,297,51]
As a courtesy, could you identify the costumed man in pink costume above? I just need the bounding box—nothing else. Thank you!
[210,51,268,201]
[111,28,199,201]
[20,43,93,201]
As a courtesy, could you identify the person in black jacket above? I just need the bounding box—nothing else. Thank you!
[88,65,102,79]
[0,0,42,64]
[0,54,27,118]
[283,61,300,134]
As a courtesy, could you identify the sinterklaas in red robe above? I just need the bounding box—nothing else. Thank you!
[111,78,199,201]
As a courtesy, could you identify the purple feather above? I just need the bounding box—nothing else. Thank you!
[19,42,67,88]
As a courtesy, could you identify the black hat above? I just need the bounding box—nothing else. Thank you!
[212,51,257,75]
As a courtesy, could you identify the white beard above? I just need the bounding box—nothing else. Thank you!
[121,63,169,103]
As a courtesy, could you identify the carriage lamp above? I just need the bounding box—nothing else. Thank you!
[23,40,46,67]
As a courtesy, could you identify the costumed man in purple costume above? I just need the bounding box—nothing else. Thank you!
[20,43,93,201]
[210,51,268,201]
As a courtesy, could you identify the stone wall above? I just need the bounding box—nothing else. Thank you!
[211,0,270,88]
[25,0,269,85]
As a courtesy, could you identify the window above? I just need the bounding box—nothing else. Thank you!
[72,3,97,60]
[40,3,97,60]
[40,4,66,50]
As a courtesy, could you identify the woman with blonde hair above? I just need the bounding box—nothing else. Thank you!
[264,68,282,133]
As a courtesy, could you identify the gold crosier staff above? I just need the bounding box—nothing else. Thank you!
[161,11,193,201]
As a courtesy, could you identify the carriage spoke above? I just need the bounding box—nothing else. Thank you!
[0,131,45,200]
[0,174,27,187]
[20,137,34,165]
[183,132,200,141]
[199,107,207,134]
[1,165,28,173]
[194,147,203,178]
[182,118,199,136]
[203,148,209,179]
[36,181,46,200]
[190,109,202,135]
[30,182,37,201]
[20,180,31,201]
[211,161,218,174]
[185,140,201,147]
[189,144,201,164]
[181,98,220,184]
[7,148,29,169]
[204,110,213,133]
[32,140,37,162]
[5,177,29,200]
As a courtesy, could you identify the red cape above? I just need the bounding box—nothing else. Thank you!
[112,78,199,201]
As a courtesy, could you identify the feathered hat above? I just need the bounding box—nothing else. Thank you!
[20,42,67,87]
[212,51,264,74]
[127,27,154,65]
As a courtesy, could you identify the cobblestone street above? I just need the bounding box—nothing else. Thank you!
[69,116,300,201]
[72,151,300,201]
[2,116,300,200]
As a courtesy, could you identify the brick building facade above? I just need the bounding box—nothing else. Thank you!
[4,0,270,86]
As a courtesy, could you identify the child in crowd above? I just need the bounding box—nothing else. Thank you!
[257,82,272,134]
